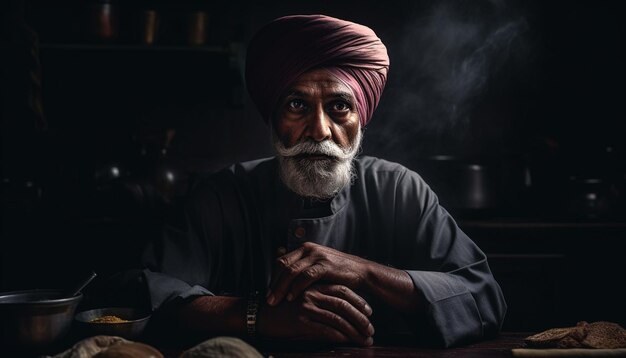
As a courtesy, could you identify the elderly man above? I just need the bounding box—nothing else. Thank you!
[126,14,506,348]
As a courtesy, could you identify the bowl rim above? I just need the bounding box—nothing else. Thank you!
[75,307,152,324]
[0,289,82,307]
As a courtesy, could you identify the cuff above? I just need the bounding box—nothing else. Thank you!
[405,270,483,347]
[143,269,213,311]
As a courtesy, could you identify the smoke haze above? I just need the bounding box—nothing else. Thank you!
[366,0,529,162]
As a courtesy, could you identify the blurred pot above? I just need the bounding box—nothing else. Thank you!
[187,11,209,45]
[417,155,499,214]
[566,177,614,220]
[87,0,119,42]
[140,9,160,45]
[0,289,82,351]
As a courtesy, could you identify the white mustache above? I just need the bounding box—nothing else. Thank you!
[275,138,357,161]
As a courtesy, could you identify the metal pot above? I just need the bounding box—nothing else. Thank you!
[566,177,614,220]
[0,289,82,351]
[417,155,500,214]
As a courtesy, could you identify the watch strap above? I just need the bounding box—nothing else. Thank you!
[246,291,259,338]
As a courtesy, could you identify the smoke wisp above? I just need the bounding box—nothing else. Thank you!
[369,0,529,159]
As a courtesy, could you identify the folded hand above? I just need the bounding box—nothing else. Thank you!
[258,283,374,346]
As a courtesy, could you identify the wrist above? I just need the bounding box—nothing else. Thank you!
[176,295,247,336]
[360,260,401,298]
[359,259,376,292]
[255,300,274,339]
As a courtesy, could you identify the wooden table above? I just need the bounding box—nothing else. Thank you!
[160,333,527,358]
[21,333,526,357]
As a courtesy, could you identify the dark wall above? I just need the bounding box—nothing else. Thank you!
[4,0,625,219]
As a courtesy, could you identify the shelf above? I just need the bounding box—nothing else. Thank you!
[460,220,626,230]
[37,40,244,110]
[39,43,232,54]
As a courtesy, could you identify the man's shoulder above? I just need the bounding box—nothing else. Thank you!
[353,156,434,208]
[216,156,278,186]
[232,156,277,174]
[190,157,276,194]
[354,155,428,191]
[355,155,410,176]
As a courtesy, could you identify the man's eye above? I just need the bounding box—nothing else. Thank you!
[331,101,351,112]
[287,99,306,111]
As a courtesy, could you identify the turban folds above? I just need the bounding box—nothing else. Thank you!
[245,15,389,127]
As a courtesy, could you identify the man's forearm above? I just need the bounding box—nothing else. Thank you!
[362,261,425,314]
[173,295,247,336]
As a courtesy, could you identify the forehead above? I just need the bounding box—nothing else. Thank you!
[286,69,354,97]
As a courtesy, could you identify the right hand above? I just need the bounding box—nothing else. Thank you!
[257,284,375,346]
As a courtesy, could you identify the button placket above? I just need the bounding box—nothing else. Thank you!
[294,226,306,239]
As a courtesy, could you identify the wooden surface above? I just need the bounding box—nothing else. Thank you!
[160,333,527,358]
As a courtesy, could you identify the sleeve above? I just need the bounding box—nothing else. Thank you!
[139,178,231,311]
[97,218,215,313]
[141,223,215,311]
[397,169,507,347]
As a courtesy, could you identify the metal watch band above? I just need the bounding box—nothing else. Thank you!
[246,291,259,337]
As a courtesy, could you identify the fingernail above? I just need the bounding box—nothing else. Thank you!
[365,337,374,346]
[365,304,372,316]
[367,323,375,336]
[286,293,293,301]
[267,295,275,305]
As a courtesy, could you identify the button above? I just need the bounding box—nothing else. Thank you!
[294,227,306,239]
[276,246,287,256]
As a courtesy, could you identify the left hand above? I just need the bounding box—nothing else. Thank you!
[258,283,374,346]
[267,242,370,306]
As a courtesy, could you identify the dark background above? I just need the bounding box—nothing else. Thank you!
[2,0,625,332]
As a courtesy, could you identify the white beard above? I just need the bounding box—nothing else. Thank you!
[274,129,362,199]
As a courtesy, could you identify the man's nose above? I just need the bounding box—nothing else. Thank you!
[305,105,332,142]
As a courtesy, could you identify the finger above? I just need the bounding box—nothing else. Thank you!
[301,320,350,344]
[267,261,280,299]
[269,256,318,305]
[286,264,328,302]
[269,246,303,287]
[306,300,373,346]
[313,291,374,339]
[317,284,373,317]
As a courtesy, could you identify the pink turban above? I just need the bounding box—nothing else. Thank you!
[245,14,389,127]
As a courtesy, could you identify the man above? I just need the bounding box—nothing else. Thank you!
[124,14,506,348]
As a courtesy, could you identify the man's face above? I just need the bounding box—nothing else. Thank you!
[273,68,362,199]
[273,68,361,149]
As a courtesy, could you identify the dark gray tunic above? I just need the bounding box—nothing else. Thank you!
[139,156,506,347]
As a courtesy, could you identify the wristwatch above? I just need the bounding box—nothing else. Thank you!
[246,291,259,338]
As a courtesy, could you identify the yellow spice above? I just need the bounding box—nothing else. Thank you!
[90,315,129,323]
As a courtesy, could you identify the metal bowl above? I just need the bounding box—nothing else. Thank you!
[0,289,82,350]
[74,307,151,340]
